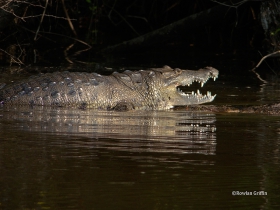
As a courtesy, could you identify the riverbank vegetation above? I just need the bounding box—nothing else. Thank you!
[0,0,279,73]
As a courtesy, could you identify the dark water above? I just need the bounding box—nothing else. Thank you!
[1,68,280,209]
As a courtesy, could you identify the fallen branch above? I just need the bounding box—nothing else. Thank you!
[101,1,235,53]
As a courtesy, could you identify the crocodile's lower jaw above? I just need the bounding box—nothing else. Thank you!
[178,89,216,104]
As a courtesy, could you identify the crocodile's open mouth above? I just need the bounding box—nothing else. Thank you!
[176,73,218,103]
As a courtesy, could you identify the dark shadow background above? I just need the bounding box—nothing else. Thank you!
[0,0,278,76]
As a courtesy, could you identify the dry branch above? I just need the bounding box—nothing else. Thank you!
[251,50,280,83]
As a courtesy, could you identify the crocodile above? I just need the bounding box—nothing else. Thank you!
[0,66,219,111]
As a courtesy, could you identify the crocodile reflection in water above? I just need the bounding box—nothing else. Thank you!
[0,106,217,155]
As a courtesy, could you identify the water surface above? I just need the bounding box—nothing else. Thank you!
[0,67,280,209]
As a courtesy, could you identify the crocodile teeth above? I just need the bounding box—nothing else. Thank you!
[201,82,205,87]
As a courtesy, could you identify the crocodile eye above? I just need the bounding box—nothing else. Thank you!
[174,68,182,74]
[149,71,155,77]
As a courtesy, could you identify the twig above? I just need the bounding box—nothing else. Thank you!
[0,48,24,66]
[20,14,76,20]
[22,28,92,48]
[61,0,77,37]
[211,0,248,8]
[64,43,75,64]
[0,0,55,22]
[251,69,267,83]
[42,32,92,63]
[43,32,92,48]
[15,39,25,61]
[13,0,44,8]
[1,0,76,21]
[127,15,148,23]
[1,0,74,20]
[61,0,78,63]
[106,4,140,36]
[34,0,48,40]
[251,50,280,83]
[252,50,280,71]
[211,0,248,27]
[108,0,117,21]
